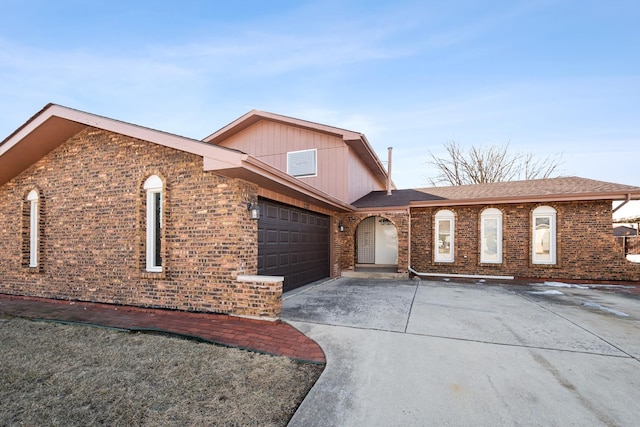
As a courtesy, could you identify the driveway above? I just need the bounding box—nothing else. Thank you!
[283,278,640,426]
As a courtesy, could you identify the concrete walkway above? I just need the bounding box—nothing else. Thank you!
[283,278,640,426]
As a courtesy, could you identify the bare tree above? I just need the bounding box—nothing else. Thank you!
[427,141,563,186]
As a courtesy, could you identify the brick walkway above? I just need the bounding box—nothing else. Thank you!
[0,294,325,364]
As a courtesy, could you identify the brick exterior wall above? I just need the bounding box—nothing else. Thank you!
[0,127,284,318]
[410,202,640,282]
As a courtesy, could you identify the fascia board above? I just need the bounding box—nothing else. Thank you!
[240,156,356,212]
[408,191,640,208]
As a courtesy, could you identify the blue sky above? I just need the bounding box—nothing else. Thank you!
[1,0,639,193]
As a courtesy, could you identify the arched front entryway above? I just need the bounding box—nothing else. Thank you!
[356,216,398,268]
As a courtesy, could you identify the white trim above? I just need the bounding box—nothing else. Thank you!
[144,175,163,272]
[434,209,455,262]
[27,190,39,267]
[480,208,503,264]
[532,206,557,265]
[409,267,514,281]
[236,275,284,283]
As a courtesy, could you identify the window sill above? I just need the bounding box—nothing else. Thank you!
[141,271,167,279]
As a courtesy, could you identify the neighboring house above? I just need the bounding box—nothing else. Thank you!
[1,105,639,319]
[614,225,638,237]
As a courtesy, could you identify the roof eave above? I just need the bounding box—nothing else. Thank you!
[204,110,392,189]
[409,191,640,208]
[0,104,247,187]
[206,155,356,213]
[343,134,393,190]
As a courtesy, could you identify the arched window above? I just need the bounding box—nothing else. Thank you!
[532,206,557,264]
[27,190,39,268]
[435,210,455,262]
[144,175,163,272]
[481,208,503,263]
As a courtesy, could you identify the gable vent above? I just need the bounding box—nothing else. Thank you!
[287,149,317,178]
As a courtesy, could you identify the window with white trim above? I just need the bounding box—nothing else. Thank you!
[435,209,455,262]
[144,175,163,272]
[27,190,39,268]
[287,149,317,178]
[532,206,557,264]
[481,208,503,263]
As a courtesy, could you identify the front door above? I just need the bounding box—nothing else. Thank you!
[357,216,376,263]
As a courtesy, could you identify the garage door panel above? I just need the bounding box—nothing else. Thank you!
[258,199,329,292]
[265,254,278,269]
[265,229,278,244]
[265,204,277,218]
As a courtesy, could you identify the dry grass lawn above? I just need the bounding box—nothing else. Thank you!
[0,315,323,426]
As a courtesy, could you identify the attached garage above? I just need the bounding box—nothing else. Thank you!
[258,199,330,292]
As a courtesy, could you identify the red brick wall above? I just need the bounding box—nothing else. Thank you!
[0,127,276,315]
[410,202,640,282]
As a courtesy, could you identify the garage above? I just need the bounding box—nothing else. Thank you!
[258,199,330,292]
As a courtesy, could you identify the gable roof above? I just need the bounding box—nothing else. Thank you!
[203,109,392,188]
[353,177,640,210]
[0,103,248,186]
[0,104,356,212]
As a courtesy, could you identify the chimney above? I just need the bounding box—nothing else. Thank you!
[387,147,393,196]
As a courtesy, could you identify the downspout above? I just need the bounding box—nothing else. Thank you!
[386,147,393,196]
[407,207,411,274]
[613,193,631,214]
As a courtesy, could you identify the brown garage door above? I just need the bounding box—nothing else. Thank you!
[258,199,330,292]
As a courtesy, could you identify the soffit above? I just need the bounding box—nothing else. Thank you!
[1,104,357,213]
[204,156,355,213]
[0,104,247,187]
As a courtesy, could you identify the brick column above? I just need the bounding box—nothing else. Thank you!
[231,275,284,320]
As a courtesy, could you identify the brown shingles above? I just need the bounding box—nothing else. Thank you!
[354,177,640,208]
[417,177,640,200]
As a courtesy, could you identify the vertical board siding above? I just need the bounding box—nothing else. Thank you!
[217,121,357,203]
[348,149,384,203]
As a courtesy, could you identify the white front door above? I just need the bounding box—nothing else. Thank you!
[375,218,398,265]
[357,216,398,265]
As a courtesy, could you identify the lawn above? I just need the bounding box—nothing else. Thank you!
[0,315,323,426]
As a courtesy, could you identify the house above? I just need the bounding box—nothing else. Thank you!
[1,104,639,320]
[614,226,638,237]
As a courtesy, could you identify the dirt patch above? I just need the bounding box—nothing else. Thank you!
[0,315,322,426]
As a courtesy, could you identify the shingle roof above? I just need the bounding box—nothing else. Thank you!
[352,189,444,208]
[353,177,640,209]
[416,177,640,200]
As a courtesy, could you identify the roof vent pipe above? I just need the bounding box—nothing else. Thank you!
[386,147,393,196]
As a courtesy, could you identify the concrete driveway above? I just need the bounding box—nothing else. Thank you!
[283,278,640,426]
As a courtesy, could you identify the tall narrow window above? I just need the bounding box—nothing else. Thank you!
[27,190,39,268]
[435,210,455,262]
[532,206,557,264]
[144,175,163,272]
[481,208,503,263]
